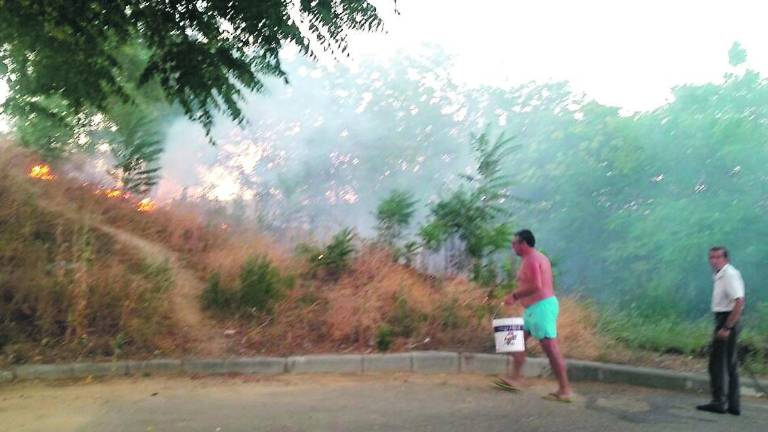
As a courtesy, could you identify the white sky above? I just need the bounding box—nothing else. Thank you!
[2,0,767,131]
[357,0,768,112]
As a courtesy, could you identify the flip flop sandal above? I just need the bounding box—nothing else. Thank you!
[493,378,520,392]
[542,392,573,403]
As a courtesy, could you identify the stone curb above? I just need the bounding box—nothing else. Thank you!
[1,352,766,396]
[286,354,362,374]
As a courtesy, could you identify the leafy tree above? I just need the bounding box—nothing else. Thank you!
[729,41,747,67]
[10,96,82,159]
[375,189,418,246]
[599,67,768,318]
[0,1,389,138]
[492,44,768,318]
[105,110,164,194]
[420,130,517,284]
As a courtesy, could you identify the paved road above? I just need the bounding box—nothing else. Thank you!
[1,374,766,431]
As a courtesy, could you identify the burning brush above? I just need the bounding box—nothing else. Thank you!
[137,198,156,212]
[29,164,55,181]
[27,163,157,213]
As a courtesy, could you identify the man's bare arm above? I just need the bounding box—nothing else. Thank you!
[725,298,744,328]
[717,298,744,340]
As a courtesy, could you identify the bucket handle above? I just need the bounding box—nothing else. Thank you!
[490,301,505,320]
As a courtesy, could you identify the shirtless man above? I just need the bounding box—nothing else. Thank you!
[500,229,573,402]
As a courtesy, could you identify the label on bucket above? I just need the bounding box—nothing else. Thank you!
[493,317,525,353]
[493,324,525,332]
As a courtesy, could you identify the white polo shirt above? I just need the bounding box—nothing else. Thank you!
[712,264,745,312]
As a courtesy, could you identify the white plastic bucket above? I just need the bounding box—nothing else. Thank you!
[493,317,525,353]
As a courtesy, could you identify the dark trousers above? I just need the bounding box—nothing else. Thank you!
[709,312,740,410]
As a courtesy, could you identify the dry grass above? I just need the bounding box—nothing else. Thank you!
[0,149,178,365]
[1,142,610,363]
[194,230,294,289]
[235,246,607,358]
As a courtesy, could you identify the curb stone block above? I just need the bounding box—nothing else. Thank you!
[127,359,182,375]
[14,363,75,380]
[614,368,686,389]
[183,359,230,374]
[742,386,761,397]
[567,360,600,381]
[226,357,286,374]
[459,353,507,374]
[411,351,459,373]
[363,353,412,373]
[287,354,363,374]
[604,365,688,391]
[6,352,763,397]
[684,375,709,393]
[72,362,129,378]
[0,369,14,383]
[522,357,550,378]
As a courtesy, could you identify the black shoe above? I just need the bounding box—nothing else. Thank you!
[727,408,741,416]
[696,403,727,414]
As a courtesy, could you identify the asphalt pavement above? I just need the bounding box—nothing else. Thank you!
[1,374,766,431]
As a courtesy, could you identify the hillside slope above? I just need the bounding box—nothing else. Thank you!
[1,143,711,375]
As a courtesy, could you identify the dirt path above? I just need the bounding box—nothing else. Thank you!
[29,182,230,357]
[97,224,230,357]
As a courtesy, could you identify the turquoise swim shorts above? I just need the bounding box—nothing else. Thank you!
[523,296,559,340]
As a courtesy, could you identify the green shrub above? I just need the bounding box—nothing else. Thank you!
[201,257,291,314]
[395,240,421,266]
[600,301,768,379]
[598,309,711,355]
[388,295,425,337]
[741,304,768,376]
[375,189,417,247]
[239,256,286,312]
[298,228,356,279]
[744,302,768,335]
[201,272,231,310]
[376,324,394,351]
[112,332,129,356]
[472,263,498,288]
[438,298,467,330]
[494,260,517,297]
[297,289,320,306]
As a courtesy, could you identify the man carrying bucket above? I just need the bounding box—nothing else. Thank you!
[498,229,573,403]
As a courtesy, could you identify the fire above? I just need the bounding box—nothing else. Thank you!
[137,198,156,212]
[29,164,55,181]
[94,188,128,199]
[26,160,156,213]
[92,187,155,212]
[105,189,123,199]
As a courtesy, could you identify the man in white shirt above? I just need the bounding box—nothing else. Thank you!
[696,246,745,416]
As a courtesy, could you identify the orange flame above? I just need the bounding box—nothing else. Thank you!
[105,189,123,199]
[137,198,156,212]
[29,164,55,181]
[94,188,127,199]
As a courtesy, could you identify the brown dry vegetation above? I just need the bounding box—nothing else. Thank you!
[221,245,609,360]
[0,143,616,366]
[0,148,178,365]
